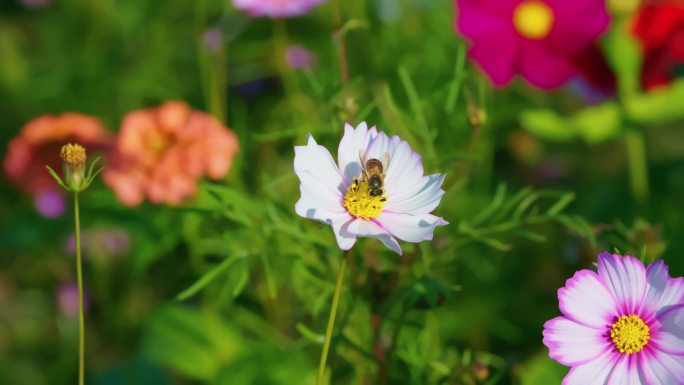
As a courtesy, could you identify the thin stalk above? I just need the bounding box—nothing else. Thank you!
[332,0,349,86]
[625,128,649,203]
[74,193,85,385]
[316,255,348,385]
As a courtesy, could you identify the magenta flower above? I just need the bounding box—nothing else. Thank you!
[455,0,610,89]
[232,0,326,18]
[543,252,684,384]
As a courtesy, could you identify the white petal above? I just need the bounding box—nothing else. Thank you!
[375,212,447,243]
[295,134,347,195]
[296,171,345,212]
[384,174,445,215]
[598,253,648,315]
[383,137,425,200]
[558,270,618,329]
[638,347,684,385]
[294,201,357,251]
[542,316,612,366]
[363,131,392,163]
[337,122,377,182]
[608,354,642,385]
[344,219,402,255]
[562,350,620,385]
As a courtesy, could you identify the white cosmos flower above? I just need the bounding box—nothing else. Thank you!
[294,122,448,255]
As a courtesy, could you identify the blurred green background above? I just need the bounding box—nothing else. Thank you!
[2,0,684,384]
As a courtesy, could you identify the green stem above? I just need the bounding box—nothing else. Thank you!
[74,193,85,385]
[625,128,649,203]
[316,255,347,385]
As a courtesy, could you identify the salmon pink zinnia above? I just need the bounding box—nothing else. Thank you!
[103,101,239,207]
[3,113,112,195]
[232,0,326,18]
[456,0,611,89]
[543,252,684,384]
[294,123,447,255]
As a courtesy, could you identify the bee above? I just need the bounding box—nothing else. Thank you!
[360,151,389,197]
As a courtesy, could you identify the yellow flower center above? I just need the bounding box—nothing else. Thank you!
[610,315,650,354]
[343,177,386,220]
[513,1,555,40]
[60,143,86,168]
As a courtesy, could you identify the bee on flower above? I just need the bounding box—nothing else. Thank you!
[294,122,447,255]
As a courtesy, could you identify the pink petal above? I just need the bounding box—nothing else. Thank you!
[337,122,378,182]
[558,270,618,329]
[468,35,520,87]
[597,253,648,316]
[546,1,611,54]
[562,350,620,385]
[543,316,612,366]
[608,354,641,385]
[643,260,684,322]
[455,0,514,40]
[638,347,684,384]
[652,304,684,355]
[518,42,577,89]
[375,212,447,243]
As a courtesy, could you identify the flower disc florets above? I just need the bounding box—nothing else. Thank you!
[343,177,387,220]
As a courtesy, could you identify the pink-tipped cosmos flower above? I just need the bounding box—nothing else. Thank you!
[103,101,239,207]
[455,0,611,89]
[294,122,447,255]
[232,0,326,18]
[543,252,684,384]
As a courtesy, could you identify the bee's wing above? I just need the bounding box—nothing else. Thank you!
[379,152,390,175]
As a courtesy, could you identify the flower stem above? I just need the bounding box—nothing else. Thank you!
[625,128,649,203]
[74,192,85,385]
[332,0,349,86]
[316,255,347,385]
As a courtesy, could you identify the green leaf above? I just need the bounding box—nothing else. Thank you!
[176,252,246,301]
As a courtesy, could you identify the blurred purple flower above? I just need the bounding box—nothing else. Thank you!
[34,189,65,219]
[202,28,224,54]
[57,284,88,318]
[232,0,327,18]
[285,45,317,70]
[99,229,131,256]
[65,228,131,258]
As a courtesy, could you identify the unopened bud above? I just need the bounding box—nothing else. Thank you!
[60,143,86,191]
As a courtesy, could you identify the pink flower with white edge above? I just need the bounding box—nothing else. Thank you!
[543,252,684,384]
[294,122,447,255]
[232,0,326,18]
